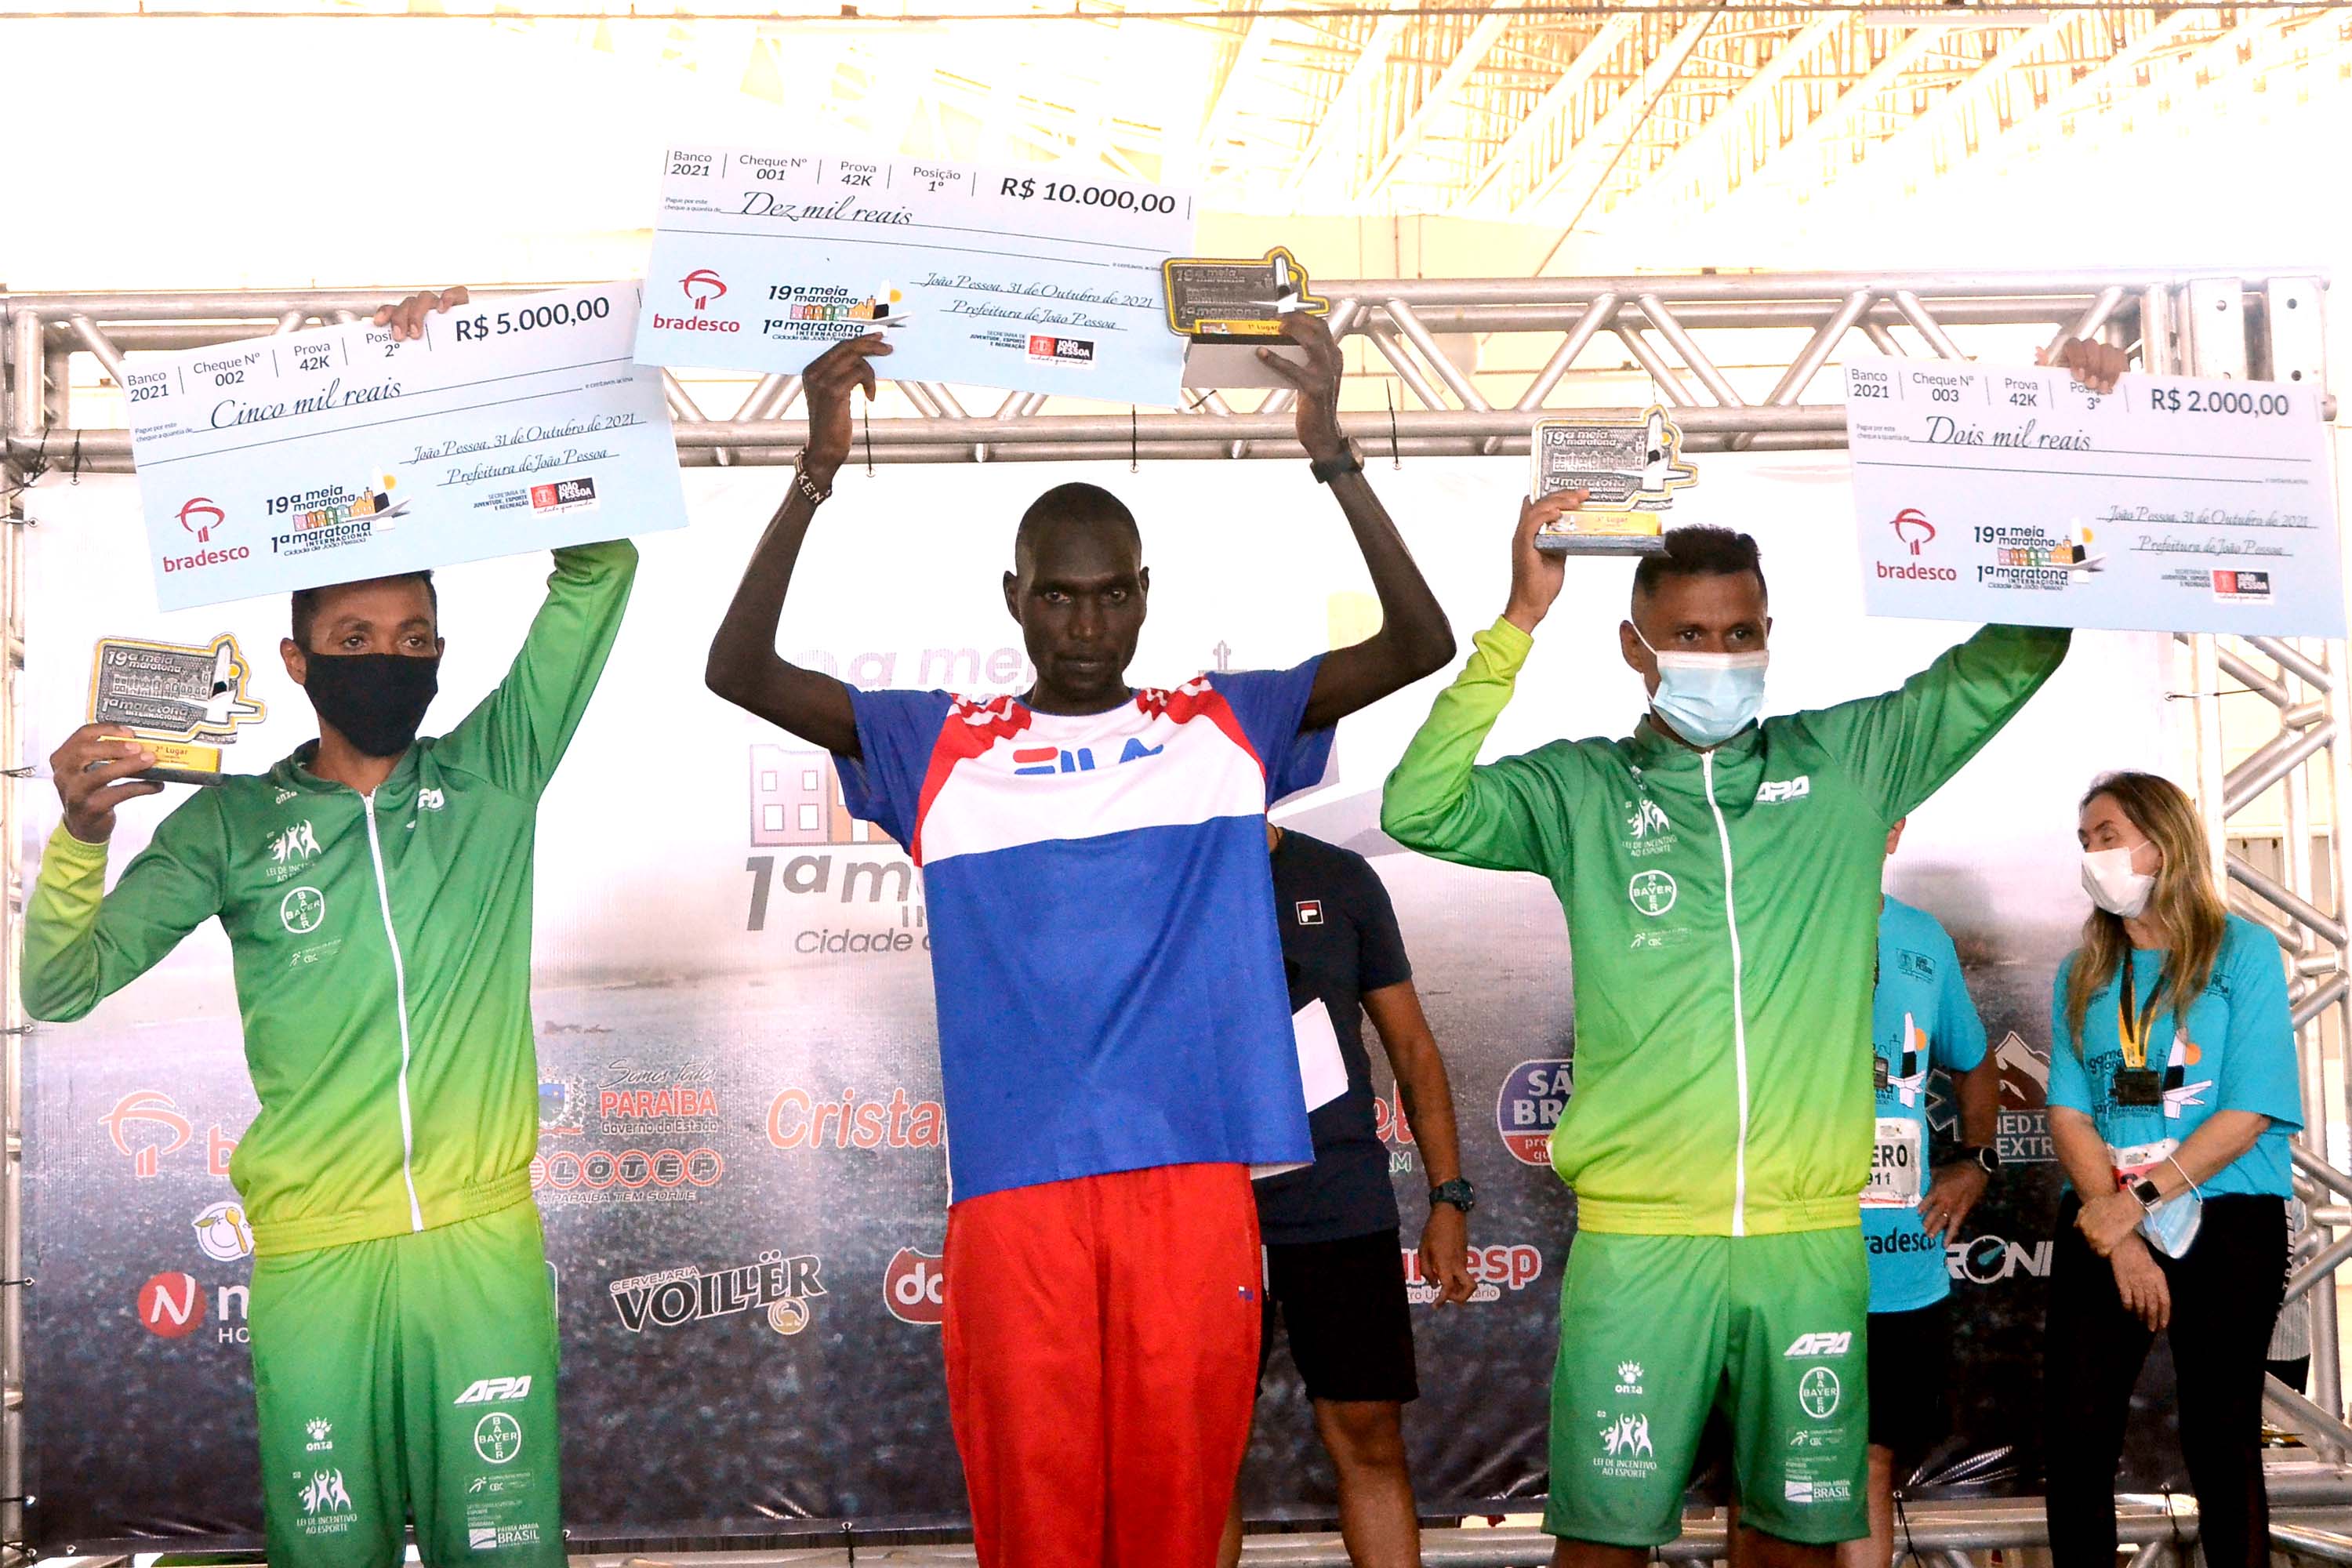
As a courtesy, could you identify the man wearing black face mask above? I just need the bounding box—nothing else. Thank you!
[23,288,635,1568]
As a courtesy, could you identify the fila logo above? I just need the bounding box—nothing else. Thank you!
[419,788,445,811]
[453,1375,533,1405]
[1011,737,1164,776]
[1755,777,1812,804]
[1296,900,1324,926]
[1784,1331,1852,1359]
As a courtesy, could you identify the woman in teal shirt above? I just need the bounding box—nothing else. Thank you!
[2043,771,2300,1568]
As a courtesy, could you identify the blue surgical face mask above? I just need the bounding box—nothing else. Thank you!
[1634,625,1768,747]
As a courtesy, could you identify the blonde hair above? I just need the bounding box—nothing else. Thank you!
[2063,771,2228,1055]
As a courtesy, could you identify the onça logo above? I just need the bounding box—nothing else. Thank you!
[178,498,226,543]
[1495,1059,1572,1166]
[681,269,728,310]
[1890,508,1936,555]
[884,1247,946,1325]
[472,1412,524,1465]
[1798,1367,1841,1419]
[193,1200,255,1262]
[137,1271,208,1338]
[1628,869,1678,917]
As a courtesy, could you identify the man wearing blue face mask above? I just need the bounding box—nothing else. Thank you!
[1381,330,2123,1568]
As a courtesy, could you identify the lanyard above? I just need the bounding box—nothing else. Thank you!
[2115,947,2165,1070]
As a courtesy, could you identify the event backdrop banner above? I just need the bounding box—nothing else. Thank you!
[17,459,2176,1550]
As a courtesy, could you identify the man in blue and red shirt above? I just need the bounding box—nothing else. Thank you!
[706,317,1455,1568]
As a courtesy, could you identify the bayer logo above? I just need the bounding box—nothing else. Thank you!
[1627,869,1679,918]
[1797,1367,1841,1421]
[280,885,326,935]
[473,1412,524,1465]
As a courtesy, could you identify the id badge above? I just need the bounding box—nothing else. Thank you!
[1861,1118,1923,1209]
[1873,1055,1890,1091]
[2112,1068,2162,1108]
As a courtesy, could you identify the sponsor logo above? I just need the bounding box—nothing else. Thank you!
[1951,1232,2053,1284]
[454,1377,533,1406]
[193,1200,254,1262]
[681,268,728,309]
[1797,1367,1841,1420]
[1994,1031,2056,1163]
[1026,335,1096,365]
[179,497,227,543]
[1867,1228,1944,1258]
[538,1078,583,1137]
[2215,568,2272,602]
[469,1523,543,1552]
[471,1527,499,1552]
[1625,798,1672,843]
[1628,869,1677,917]
[281,884,326,935]
[1786,1479,1853,1504]
[1889,508,1936,556]
[1614,1362,1644,1396]
[528,477,597,515]
[1755,776,1812,804]
[163,544,254,573]
[269,819,320,867]
[1784,1331,1852,1359]
[300,1469,352,1515]
[609,1249,826,1335]
[305,1417,334,1453]
[103,1091,236,1178]
[529,1146,724,1206]
[1402,1242,1542,1306]
[136,1272,250,1343]
[767,1087,945,1151]
[1496,1059,1572,1166]
[1600,1413,1653,1458]
[419,788,445,811]
[1592,1410,1657,1478]
[1877,561,1958,582]
[884,1247,946,1325]
[1294,899,1324,926]
[472,1413,524,1466]
[593,1061,721,1127]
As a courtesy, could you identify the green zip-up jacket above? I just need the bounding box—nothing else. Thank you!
[24,540,637,1258]
[1381,615,2068,1238]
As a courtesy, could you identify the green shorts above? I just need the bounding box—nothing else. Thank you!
[1546,1228,1869,1548]
[250,1199,564,1568]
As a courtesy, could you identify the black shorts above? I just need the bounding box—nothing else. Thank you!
[1866,1298,1951,1466]
[1261,1227,1420,1404]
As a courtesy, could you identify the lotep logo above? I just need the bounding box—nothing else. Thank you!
[178,497,226,543]
[1890,508,1936,555]
[884,1247,946,1325]
[682,269,728,310]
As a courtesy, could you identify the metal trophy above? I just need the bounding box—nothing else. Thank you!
[87,633,267,786]
[1165,246,1330,390]
[1529,407,1699,556]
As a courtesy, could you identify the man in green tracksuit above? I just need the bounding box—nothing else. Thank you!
[24,289,632,1568]
[1381,339,2117,1568]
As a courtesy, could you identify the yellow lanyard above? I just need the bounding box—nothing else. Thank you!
[2115,948,2163,1070]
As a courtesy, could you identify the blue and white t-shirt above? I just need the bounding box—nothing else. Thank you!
[1863,896,1987,1314]
[2048,913,2301,1198]
[835,661,1332,1203]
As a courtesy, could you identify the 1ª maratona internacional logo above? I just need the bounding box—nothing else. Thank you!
[681,269,728,310]
[179,498,226,544]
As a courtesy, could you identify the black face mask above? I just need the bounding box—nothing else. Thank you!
[303,652,441,758]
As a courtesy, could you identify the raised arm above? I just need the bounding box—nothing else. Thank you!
[703,336,893,758]
[1254,314,1455,731]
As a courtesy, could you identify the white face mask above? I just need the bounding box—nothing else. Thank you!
[1632,626,1769,747]
[2081,845,2156,918]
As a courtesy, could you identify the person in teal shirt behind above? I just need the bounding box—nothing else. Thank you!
[2042,771,2300,1568]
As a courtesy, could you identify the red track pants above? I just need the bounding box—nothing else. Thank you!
[942,1162,1262,1568]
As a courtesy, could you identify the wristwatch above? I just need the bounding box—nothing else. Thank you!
[1959,1143,2001,1177]
[2129,1175,2164,1211]
[1429,1178,1476,1214]
[1310,441,1364,485]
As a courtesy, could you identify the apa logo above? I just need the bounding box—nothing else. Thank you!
[884,1247,946,1325]
[682,269,728,310]
[1890,508,1936,555]
[179,497,227,543]
[138,1272,208,1338]
[453,1376,533,1405]
[1784,1331,1853,1359]
[103,1090,191,1177]
[1496,1059,1573,1166]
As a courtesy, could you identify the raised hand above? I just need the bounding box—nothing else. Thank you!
[799,334,893,485]
[1256,312,1350,466]
[51,724,162,844]
[374,286,472,343]
[2039,336,2131,394]
[1504,489,1587,635]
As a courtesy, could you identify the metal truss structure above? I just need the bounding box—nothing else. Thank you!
[2,263,2349,1558]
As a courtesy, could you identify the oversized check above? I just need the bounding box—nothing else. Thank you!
[126,282,686,612]
[635,146,1195,406]
[1846,354,2343,635]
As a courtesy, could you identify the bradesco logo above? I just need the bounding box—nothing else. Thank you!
[884,1247,946,1325]
[654,268,742,333]
[1879,507,1955,582]
[1496,1059,1573,1166]
[136,1271,251,1344]
[1402,1242,1542,1306]
[101,1089,238,1178]
[165,496,250,574]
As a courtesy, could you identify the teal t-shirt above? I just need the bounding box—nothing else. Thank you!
[1861,897,1987,1313]
[2047,913,2302,1197]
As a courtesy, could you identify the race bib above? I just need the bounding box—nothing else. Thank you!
[1862,1118,1923,1208]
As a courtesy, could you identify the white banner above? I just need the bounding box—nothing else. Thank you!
[125,283,688,612]
[1846,354,2343,634]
